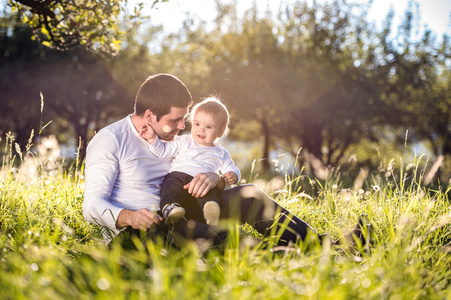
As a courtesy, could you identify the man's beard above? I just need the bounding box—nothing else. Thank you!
[160,130,179,141]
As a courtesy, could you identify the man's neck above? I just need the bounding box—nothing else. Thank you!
[130,113,145,133]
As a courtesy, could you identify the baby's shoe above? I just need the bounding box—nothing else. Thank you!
[203,201,220,226]
[162,203,185,224]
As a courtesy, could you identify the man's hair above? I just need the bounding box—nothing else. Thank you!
[190,96,230,135]
[134,73,193,120]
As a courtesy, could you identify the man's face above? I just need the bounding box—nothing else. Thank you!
[149,106,189,141]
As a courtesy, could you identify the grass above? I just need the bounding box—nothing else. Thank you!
[1,142,451,299]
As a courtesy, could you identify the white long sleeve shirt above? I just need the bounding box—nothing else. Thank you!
[83,115,171,243]
[149,135,241,182]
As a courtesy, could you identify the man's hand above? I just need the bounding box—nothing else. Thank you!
[139,123,156,144]
[184,172,221,198]
[116,208,162,230]
[223,171,238,185]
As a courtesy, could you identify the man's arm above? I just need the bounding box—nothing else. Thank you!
[83,131,162,235]
[83,131,124,232]
[117,208,162,230]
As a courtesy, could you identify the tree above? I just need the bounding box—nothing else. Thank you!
[194,0,385,172]
[0,12,53,150]
[7,0,166,55]
[378,8,451,182]
[274,0,391,168]
[0,12,130,159]
[207,6,292,172]
[157,0,387,173]
[0,60,43,151]
[38,51,131,160]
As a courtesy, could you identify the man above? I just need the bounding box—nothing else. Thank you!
[83,73,368,248]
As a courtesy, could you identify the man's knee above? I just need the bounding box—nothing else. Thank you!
[236,184,265,199]
[231,184,277,220]
[239,184,277,210]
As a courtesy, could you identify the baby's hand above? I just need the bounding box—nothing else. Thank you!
[139,123,156,144]
[223,171,238,185]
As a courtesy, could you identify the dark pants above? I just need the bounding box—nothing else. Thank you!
[160,171,222,212]
[115,184,325,249]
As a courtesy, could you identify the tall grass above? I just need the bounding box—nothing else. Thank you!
[1,135,450,299]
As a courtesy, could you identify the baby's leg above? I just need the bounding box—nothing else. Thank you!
[160,172,190,224]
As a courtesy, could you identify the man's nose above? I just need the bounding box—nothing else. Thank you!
[177,120,185,130]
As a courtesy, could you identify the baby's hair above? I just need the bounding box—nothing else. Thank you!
[190,96,230,135]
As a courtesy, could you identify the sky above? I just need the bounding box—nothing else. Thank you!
[145,0,451,39]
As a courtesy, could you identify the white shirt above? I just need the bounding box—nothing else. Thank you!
[149,135,241,182]
[83,115,171,243]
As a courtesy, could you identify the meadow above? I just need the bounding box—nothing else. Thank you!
[1,136,450,299]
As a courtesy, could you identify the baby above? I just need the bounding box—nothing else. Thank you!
[142,97,240,225]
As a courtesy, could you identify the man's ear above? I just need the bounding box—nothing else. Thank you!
[145,109,157,123]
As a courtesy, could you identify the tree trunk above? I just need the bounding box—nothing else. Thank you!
[438,131,451,182]
[306,125,323,162]
[260,117,271,173]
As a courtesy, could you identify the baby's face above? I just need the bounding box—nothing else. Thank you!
[191,111,223,146]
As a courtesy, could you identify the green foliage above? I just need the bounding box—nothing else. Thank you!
[6,0,168,55]
[1,137,451,299]
[272,0,385,166]
[379,22,451,159]
[0,11,131,158]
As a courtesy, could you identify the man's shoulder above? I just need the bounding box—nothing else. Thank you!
[100,116,130,135]
[94,116,130,139]
[89,116,131,147]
